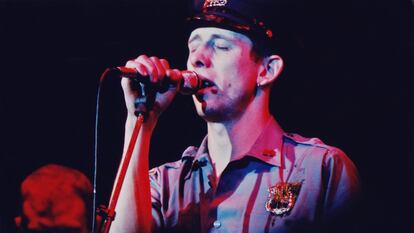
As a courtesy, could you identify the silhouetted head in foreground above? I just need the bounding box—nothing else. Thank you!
[15,164,92,233]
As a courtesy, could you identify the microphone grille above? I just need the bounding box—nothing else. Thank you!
[180,71,200,95]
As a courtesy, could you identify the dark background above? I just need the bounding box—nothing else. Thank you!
[1,0,412,232]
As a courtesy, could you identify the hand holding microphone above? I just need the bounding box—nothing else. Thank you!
[113,67,200,95]
[117,55,198,120]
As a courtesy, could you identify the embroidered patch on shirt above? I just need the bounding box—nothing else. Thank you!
[265,182,302,216]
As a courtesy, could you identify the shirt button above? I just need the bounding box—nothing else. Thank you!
[213,220,221,228]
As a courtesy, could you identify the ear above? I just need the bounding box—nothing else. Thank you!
[257,55,284,87]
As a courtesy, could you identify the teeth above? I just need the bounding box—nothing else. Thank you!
[202,80,213,87]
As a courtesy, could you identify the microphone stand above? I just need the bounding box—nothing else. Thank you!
[95,76,154,233]
[96,114,144,233]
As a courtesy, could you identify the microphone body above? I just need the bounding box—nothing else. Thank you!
[112,67,200,95]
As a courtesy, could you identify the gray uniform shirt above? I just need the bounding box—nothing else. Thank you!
[149,117,360,233]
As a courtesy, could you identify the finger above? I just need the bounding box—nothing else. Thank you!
[135,63,148,77]
[125,60,147,77]
[150,56,166,83]
[159,59,170,70]
[166,69,182,83]
[136,55,158,83]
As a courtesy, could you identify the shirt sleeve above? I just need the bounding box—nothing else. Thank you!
[321,147,361,231]
[149,167,165,230]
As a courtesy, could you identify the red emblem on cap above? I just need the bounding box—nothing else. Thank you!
[203,0,228,8]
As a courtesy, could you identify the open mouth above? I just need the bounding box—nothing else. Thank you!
[195,77,218,99]
[201,79,215,89]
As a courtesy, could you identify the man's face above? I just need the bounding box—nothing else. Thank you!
[187,27,261,122]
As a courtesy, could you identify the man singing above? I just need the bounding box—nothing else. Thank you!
[110,0,360,232]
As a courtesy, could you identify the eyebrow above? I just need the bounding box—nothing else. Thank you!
[188,34,201,44]
[188,33,235,44]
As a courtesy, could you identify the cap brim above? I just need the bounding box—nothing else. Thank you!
[187,10,254,36]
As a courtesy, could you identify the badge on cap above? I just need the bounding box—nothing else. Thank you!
[203,0,227,8]
[265,182,302,216]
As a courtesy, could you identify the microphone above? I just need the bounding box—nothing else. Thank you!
[112,67,201,95]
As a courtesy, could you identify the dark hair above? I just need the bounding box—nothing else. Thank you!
[249,35,273,62]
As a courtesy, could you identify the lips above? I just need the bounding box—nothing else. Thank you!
[201,79,215,88]
[194,74,218,97]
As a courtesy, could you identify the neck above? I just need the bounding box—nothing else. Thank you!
[207,97,271,178]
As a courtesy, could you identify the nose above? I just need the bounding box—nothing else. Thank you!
[188,45,212,69]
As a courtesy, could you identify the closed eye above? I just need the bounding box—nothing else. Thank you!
[214,45,230,50]
[213,39,232,51]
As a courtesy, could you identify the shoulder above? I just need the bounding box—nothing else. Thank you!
[285,133,338,151]
[283,133,355,168]
[285,132,361,195]
[149,146,198,181]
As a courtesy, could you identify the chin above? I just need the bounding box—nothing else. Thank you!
[193,100,217,122]
[193,95,242,123]
[197,103,239,123]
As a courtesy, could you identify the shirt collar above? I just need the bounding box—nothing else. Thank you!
[244,116,284,167]
[181,136,209,163]
[182,136,210,180]
[182,117,284,168]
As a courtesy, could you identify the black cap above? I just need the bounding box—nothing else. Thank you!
[188,0,304,52]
